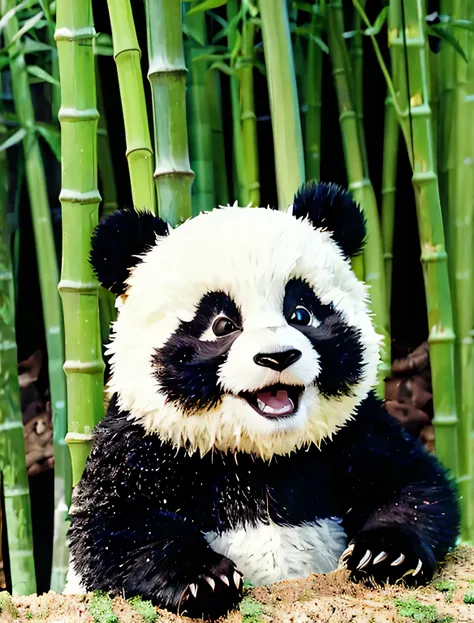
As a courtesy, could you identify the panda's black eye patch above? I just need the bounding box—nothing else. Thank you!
[284,278,364,398]
[283,278,334,324]
[153,291,241,413]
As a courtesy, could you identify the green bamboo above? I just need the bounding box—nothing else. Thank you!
[241,16,260,206]
[449,1,474,542]
[305,0,324,181]
[145,0,194,225]
[106,0,156,214]
[388,0,458,483]
[2,0,71,591]
[0,75,36,598]
[381,92,399,319]
[96,67,118,346]
[327,1,390,396]
[55,0,105,487]
[350,0,365,124]
[207,71,229,205]
[259,0,305,209]
[227,0,248,206]
[184,5,215,215]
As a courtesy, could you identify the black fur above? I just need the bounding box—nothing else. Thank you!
[292,181,366,258]
[90,208,169,295]
[153,291,242,413]
[283,278,364,396]
[68,393,459,619]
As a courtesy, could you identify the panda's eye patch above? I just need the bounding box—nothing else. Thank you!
[212,316,239,337]
[283,277,334,324]
[290,306,312,326]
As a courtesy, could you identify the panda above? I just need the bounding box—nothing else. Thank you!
[66,182,459,619]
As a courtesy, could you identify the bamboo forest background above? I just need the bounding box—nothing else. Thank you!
[0,0,473,597]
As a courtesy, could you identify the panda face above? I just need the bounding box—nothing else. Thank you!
[106,205,380,458]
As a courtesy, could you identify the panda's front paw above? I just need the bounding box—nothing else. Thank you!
[180,556,243,619]
[340,527,436,586]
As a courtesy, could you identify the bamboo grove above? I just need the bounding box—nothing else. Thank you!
[0,0,473,594]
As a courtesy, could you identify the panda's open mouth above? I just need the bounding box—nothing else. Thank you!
[239,384,304,419]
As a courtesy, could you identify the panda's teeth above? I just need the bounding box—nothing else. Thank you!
[257,399,294,415]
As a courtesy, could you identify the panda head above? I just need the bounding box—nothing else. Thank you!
[91,182,381,458]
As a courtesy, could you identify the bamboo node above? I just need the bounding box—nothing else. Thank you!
[63,360,104,374]
[0,339,16,352]
[148,65,188,78]
[58,108,100,122]
[3,486,30,498]
[241,111,257,121]
[348,178,370,191]
[0,421,24,432]
[66,432,93,443]
[153,168,195,180]
[412,171,437,184]
[54,27,96,42]
[58,279,98,293]
[59,189,102,204]
[428,329,455,344]
[0,270,12,280]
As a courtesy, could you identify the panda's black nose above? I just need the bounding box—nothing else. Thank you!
[253,349,302,372]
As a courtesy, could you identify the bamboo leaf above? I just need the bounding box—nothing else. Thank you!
[363,7,388,36]
[22,36,53,53]
[208,60,235,76]
[427,24,468,63]
[230,29,242,61]
[207,10,227,28]
[193,52,232,63]
[10,11,44,45]
[0,0,35,32]
[212,8,243,42]
[310,34,329,54]
[450,20,474,34]
[27,65,60,86]
[35,123,61,161]
[187,0,227,14]
[37,0,53,21]
[0,127,27,152]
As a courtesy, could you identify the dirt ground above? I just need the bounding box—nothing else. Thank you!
[1,546,473,623]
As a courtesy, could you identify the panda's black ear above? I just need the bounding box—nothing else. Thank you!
[292,181,366,258]
[90,208,169,295]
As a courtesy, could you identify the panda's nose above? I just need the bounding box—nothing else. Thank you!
[253,349,302,372]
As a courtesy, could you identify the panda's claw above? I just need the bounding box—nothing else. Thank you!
[356,549,372,570]
[189,583,198,598]
[340,543,355,561]
[391,554,405,567]
[412,559,423,576]
[220,574,230,586]
[233,571,242,589]
[205,577,216,591]
[373,551,388,565]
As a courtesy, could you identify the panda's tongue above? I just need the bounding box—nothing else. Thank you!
[256,390,294,416]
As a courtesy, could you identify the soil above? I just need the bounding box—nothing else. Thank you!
[1,546,473,623]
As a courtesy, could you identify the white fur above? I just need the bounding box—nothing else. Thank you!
[205,519,347,586]
[63,562,86,595]
[106,206,382,458]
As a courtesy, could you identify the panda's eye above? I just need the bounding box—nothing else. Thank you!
[212,316,239,337]
[290,305,312,326]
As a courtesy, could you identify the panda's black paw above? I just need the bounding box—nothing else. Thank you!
[341,527,436,586]
[179,556,243,619]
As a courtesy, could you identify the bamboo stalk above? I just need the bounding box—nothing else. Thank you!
[184,4,215,215]
[449,1,474,542]
[227,0,247,206]
[241,16,260,206]
[0,71,36,598]
[259,0,305,209]
[96,66,118,347]
[207,71,229,205]
[55,0,105,487]
[381,92,399,319]
[2,0,71,590]
[350,0,365,125]
[388,0,458,483]
[106,0,156,214]
[305,0,324,181]
[145,0,194,225]
[327,0,390,396]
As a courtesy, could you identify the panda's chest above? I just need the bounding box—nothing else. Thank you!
[204,518,347,586]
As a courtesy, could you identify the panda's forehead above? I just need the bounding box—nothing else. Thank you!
[126,206,361,321]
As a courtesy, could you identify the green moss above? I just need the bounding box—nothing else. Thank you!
[240,596,264,623]
[0,592,18,618]
[463,593,474,604]
[89,591,118,623]
[25,614,33,620]
[433,580,455,603]
[394,597,452,623]
[128,595,159,622]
